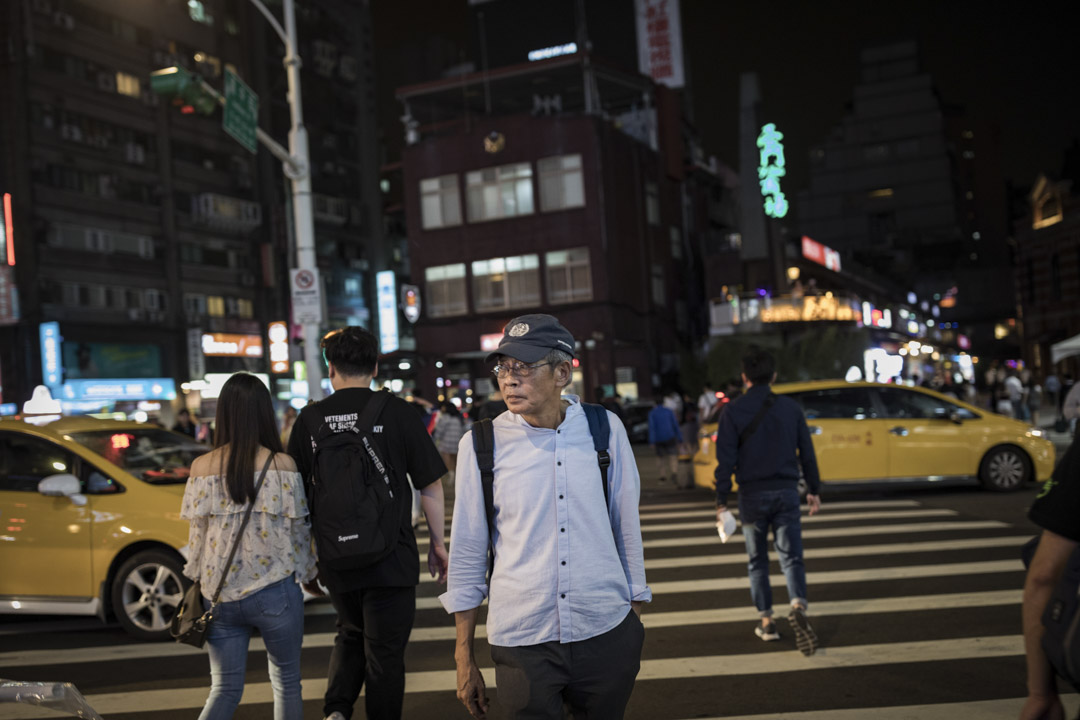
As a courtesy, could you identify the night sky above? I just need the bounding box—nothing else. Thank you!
[373,1,1080,196]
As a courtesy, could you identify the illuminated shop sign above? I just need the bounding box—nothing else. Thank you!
[39,322,62,390]
[801,236,842,273]
[759,296,859,324]
[268,321,290,374]
[201,333,263,357]
[528,42,577,62]
[376,270,399,354]
[60,378,177,402]
[757,123,788,219]
[480,333,503,352]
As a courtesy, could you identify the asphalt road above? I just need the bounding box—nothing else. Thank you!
[2,443,1078,719]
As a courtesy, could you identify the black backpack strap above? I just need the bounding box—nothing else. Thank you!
[472,418,496,540]
[359,389,392,429]
[738,393,776,448]
[581,403,611,506]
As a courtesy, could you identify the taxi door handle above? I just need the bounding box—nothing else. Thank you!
[889,426,909,436]
[808,425,823,435]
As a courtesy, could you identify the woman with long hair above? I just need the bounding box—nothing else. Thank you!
[181,373,316,720]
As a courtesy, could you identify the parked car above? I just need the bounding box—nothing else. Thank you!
[621,401,654,445]
[0,416,206,640]
[693,380,1054,494]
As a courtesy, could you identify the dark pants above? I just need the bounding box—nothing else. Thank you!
[490,609,645,720]
[324,585,416,720]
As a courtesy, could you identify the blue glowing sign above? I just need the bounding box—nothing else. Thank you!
[60,378,177,402]
[376,270,399,355]
[39,322,62,390]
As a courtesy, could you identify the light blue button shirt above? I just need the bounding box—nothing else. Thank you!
[439,395,651,647]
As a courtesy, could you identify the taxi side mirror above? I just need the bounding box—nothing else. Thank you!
[38,474,88,507]
[948,410,964,425]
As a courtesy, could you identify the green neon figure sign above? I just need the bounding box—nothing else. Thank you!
[757,123,789,218]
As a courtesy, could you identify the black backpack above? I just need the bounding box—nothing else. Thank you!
[307,391,399,571]
[1022,536,1080,692]
[472,403,613,573]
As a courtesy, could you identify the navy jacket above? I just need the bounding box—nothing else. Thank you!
[713,384,821,505]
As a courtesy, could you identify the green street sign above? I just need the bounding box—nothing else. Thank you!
[223,68,258,154]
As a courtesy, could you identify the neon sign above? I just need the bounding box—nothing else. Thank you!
[757,123,788,219]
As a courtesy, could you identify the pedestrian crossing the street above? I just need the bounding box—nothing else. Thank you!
[0,493,1074,719]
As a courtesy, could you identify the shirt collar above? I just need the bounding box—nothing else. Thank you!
[503,394,582,431]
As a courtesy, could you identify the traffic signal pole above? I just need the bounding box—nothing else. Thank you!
[278,0,325,403]
[154,0,324,401]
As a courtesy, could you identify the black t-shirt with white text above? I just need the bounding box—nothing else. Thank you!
[1029,436,1080,543]
[288,388,447,591]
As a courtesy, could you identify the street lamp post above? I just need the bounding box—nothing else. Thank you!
[256,0,323,402]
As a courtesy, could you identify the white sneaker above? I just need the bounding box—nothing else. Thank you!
[324,713,347,720]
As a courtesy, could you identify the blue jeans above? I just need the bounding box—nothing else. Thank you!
[738,488,807,618]
[199,577,305,720]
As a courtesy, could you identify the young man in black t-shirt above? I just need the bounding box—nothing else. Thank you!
[1021,435,1080,720]
[288,326,447,720]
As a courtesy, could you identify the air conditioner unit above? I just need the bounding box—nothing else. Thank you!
[128,308,145,321]
[148,311,166,323]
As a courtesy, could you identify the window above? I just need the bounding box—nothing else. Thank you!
[875,388,977,420]
[472,255,540,311]
[0,433,76,493]
[651,264,665,306]
[207,295,225,317]
[344,278,361,296]
[115,72,141,98]
[420,174,462,229]
[425,263,468,317]
[144,289,164,311]
[538,154,584,212]
[466,163,534,222]
[669,226,682,259]
[546,247,592,304]
[183,293,206,318]
[237,299,254,319]
[645,182,660,225]
[789,388,877,420]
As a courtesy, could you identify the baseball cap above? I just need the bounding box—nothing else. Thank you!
[485,314,577,363]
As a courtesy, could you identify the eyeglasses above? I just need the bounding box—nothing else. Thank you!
[491,361,552,379]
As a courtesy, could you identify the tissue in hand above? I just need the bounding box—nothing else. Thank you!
[716,510,737,543]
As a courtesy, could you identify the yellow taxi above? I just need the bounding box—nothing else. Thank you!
[693,380,1055,494]
[0,416,206,640]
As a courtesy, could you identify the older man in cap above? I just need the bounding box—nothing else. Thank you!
[440,313,651,720]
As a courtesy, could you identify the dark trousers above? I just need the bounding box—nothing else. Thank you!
[324,585,416,720]
[490,610,645,720]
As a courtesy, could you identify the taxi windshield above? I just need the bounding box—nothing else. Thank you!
[68,429,208,484]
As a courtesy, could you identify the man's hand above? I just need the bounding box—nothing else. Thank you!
[806,494,821,516]
[428,543,449,584]
[301,572,325,598]
[1019,692,1065,720]
[455,657,489,719]
[715,504,727,521]
[631,600,643,618]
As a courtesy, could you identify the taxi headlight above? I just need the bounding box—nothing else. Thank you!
[1027,427,1045,438]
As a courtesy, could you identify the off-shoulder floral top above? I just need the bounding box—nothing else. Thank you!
[180,458,317,603]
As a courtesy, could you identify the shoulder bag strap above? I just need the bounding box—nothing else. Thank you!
[738,393,777,449]
[208,453,275,606]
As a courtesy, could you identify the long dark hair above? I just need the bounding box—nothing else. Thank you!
[214,373,283,504]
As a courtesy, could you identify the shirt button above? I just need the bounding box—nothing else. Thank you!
[561,561,566,566]
[560,528,565,533]
[561,593,566,599]
[557,461,562,466]
[559,494,564,499]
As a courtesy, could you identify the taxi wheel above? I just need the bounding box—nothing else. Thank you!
[111,550,188,642]
[979,445,1030,492]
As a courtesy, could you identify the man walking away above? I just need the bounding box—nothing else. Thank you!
[648,396,682,484]
[714,347,823,655]
[288,326,449,720]
[441,313,650,719]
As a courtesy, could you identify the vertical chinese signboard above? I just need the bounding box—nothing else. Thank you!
[635,0,685,88]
